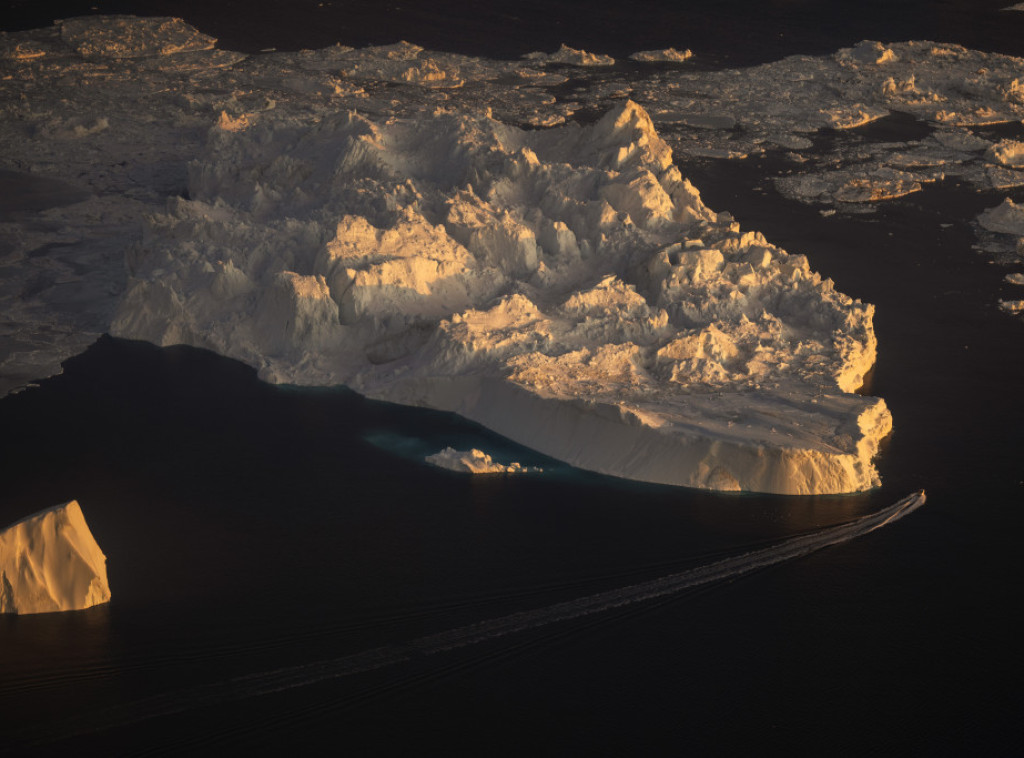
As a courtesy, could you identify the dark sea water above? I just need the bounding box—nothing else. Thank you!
[4,0,1024,66]
[2,1,1023,755]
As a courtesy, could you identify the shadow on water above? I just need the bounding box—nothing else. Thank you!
[830,110,936,143]
[0,170,91,218]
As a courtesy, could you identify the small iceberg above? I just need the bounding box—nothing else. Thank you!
[0,500,111,615]
[426,447,541,474]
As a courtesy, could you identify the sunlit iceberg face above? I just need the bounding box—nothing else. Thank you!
[110,92,890,495]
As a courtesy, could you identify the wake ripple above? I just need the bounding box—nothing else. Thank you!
[24,490,925,746]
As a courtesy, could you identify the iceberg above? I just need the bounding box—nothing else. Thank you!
[523,45,615,67]
[58,15,216,59]
[629,48,693,63]
[425,448,539,474]
[0,500,111,615]
[978,198,1024,236]
[111,98,890,495]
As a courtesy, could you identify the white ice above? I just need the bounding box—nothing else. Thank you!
[523,45,615,67]
[107,96,890,495]
[0,500,110,615]
[629,48,693,63]
[425,447,539,474]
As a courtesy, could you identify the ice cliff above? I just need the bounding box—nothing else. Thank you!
[111,99,890,494]
[0,500,111,615]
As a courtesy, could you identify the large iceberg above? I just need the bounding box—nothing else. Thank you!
[2,15,944,493]
[0,500,111,615]
[111,99,890,494]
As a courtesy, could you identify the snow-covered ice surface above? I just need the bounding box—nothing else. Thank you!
[0,500,110,615]
[426,447,540,474]
[4,15,1023,491]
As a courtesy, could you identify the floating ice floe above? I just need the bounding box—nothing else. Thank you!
[641,39,1024,199]
[838,40,899,66]
[629,48,693,63]
[58,15,216,59]
[0,500,111,615]
[986,139,1024,168]
[776,165,932,205]
[974,198,1024,277]
[978,198,1024,235]
[426,447,540,474]
[523,45,615,67]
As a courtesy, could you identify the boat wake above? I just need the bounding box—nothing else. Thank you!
[24,490,925,746]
